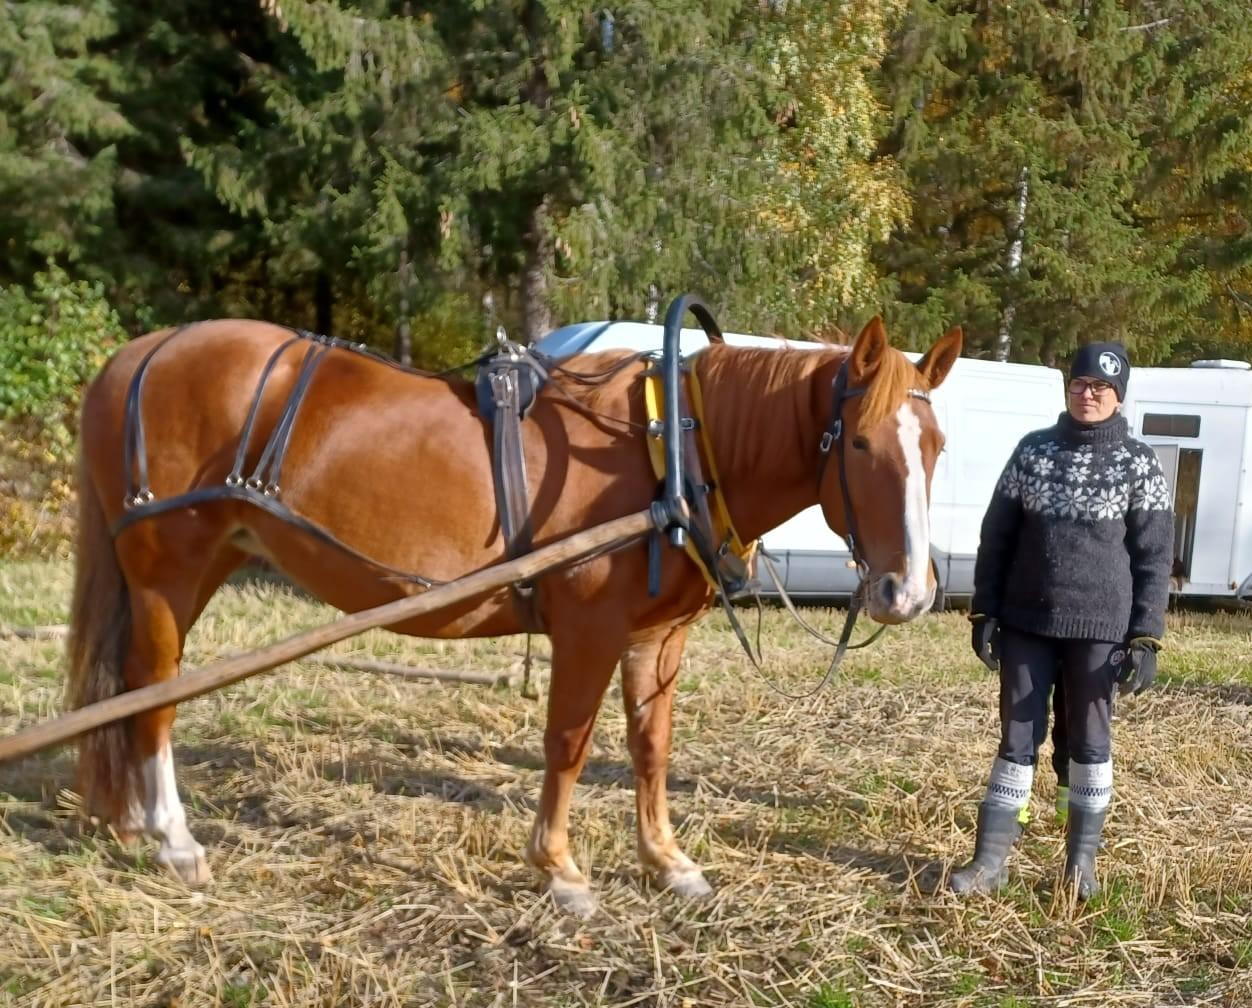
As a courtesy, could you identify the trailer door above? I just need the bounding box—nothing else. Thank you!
[1140,406,1232,595]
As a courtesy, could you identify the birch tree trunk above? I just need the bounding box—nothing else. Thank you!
[995,166,1030,362]
[521,199,553,345]
[394,248,412,367]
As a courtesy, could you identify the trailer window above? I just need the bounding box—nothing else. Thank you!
[1172,449,1202,586]
[1142,413,1201,437]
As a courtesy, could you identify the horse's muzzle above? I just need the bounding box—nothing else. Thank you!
[865,572,934,624]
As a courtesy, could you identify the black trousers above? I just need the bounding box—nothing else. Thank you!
[998,627,1121,768]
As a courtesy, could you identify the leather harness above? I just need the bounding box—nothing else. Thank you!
[473,330,553,631]
[113,298,912,681]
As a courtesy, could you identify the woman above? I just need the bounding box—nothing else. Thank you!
[951,341,1173,899]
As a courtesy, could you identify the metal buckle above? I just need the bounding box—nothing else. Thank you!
[819,431,833,454]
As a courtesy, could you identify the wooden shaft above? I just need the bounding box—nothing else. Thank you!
[306,657,512,687]
[0,509,654,764]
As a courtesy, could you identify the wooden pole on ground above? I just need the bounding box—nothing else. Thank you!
[305,657,514,687]
[0,509,654,764]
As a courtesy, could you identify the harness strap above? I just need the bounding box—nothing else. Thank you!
[123,325,194,507]
[113,485,440,586]
[227,337,302,486]
[487,366,545,632]
[642,365,755,593]
[247,341,330,496]
[816,362,868,570]
[115,328,441,588]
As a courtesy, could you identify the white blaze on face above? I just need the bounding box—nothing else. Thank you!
[895,401,931,604]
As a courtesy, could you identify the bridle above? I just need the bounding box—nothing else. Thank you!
[749,357,933,701]
[816,358,932,578]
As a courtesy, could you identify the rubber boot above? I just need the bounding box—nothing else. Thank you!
[1064,806,1106,900]
[949,803,1023,894]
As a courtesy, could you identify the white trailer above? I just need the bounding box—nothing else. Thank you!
[1121,361,1252,602]
[537,321,1064,603]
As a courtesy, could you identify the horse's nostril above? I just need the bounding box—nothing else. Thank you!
[879,574,899,607]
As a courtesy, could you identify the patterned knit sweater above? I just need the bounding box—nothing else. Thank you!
[972,412,1174,641]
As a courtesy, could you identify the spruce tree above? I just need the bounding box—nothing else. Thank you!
[0,1,129,283]
[182,0,907,355]
[873,0,1245,365]
[1132,2,1252,362]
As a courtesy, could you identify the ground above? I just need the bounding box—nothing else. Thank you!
[1,560,1251,1007]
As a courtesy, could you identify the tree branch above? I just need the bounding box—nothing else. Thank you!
[1120,18,1173,32]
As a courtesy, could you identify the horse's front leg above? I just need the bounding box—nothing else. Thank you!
[524,619,626,917]
[620,621,712,900]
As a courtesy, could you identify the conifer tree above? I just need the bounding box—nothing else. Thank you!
[0,1,129,283]
[873,0,1249,364]
[183,0,907,352]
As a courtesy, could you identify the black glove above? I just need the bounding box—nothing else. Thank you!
[970,614,1000,671]
[1117,637,1160,695]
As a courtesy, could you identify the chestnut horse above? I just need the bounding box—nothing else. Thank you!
[68,315,960,915]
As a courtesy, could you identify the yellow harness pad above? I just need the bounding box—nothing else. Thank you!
[643,365,757,589]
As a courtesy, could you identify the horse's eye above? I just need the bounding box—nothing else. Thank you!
[852,435,870,451]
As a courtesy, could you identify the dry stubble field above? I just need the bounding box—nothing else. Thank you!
[1,560,1251,1008]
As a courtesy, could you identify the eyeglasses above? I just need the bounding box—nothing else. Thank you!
[1068,379,1115,398]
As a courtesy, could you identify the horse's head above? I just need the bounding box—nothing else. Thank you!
[816,317,962,624]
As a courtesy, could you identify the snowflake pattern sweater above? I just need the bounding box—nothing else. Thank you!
[972,412,1174,642]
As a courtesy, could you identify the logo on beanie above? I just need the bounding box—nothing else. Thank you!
[1098,351,1123,377]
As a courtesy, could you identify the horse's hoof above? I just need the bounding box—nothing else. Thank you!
[660,868,713,900]
[159,846,213,886]
[549,877,598,918]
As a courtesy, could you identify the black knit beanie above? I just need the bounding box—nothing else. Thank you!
[1069,341,1130,401]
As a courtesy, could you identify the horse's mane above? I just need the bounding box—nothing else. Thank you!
[697,339,926,431]
[548,341,926,434]
[859,344,929,429]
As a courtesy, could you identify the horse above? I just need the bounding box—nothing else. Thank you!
[68,314,961,916]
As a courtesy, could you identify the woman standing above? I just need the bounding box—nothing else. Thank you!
[951,341,1173,899]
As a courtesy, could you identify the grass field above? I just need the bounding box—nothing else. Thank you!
[2,560,1252,1007]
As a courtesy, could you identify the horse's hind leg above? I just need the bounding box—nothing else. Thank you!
[620,620,712,899]
[115,539,242,884]
[525,615,628,917]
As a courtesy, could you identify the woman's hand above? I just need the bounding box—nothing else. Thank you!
[970,614,1000,671]
[1118,637,1161,695]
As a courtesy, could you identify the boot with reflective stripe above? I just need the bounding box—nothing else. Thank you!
[1064,806,1106,900]
[949,803,1023,894]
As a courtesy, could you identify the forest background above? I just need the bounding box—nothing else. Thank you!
[3,0,1251,553]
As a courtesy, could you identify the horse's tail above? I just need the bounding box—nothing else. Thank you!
[65,432,136,823]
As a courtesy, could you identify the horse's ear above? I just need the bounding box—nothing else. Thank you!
[849,316,888,380]
[916,325,963,389]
